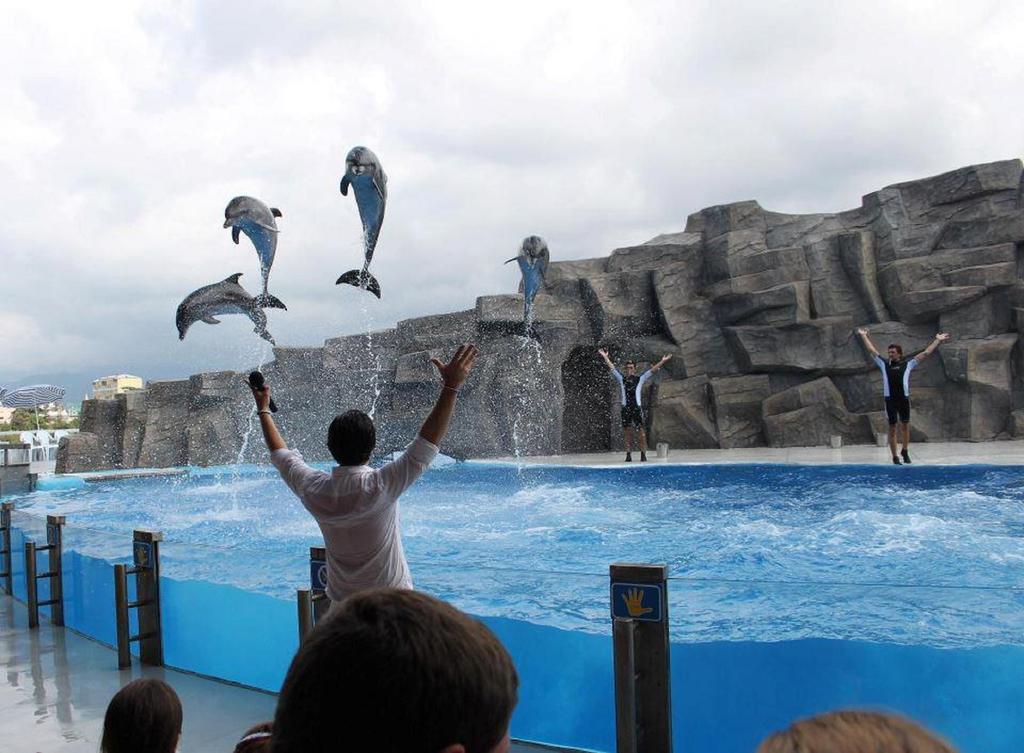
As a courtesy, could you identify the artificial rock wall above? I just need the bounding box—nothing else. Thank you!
[58,159,1024,471]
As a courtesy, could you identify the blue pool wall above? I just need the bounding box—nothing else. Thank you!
[4,521,1022,753]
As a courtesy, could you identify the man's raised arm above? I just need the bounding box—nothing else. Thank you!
[248,381,287,452]
[914,332,951,362]
[649,354,673,373]
[419,344,479,446]
[597,347,616,372]
[856,328,880,359]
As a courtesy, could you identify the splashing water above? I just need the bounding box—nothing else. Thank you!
[509,335,544,474]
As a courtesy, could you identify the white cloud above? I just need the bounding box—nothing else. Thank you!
[1,0,1022,386]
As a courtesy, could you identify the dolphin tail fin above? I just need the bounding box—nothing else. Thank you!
[336,270,382,299]
[255,294,287,310]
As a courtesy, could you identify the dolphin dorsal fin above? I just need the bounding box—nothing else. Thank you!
[225,273,243,284]
[271,208,282,217]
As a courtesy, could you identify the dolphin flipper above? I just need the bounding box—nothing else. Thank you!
[336,270,382,299]
[340,175,351,196]
[202,316,221,325]
[232,227,241,244]
[271,208,282,217]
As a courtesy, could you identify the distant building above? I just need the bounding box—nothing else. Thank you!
[0,407,14,425]
[40,402,72,421]
[92,374,144,400]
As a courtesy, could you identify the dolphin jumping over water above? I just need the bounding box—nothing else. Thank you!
[336,146,387,299]
[505,235,550,333]
[176,273,283,344]
[223,196,286,309]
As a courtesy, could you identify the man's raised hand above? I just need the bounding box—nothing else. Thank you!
[856,327,868,336]
[936,332,951,342]
[430,344,479,390]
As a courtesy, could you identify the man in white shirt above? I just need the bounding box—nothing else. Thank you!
[248,344,479,604]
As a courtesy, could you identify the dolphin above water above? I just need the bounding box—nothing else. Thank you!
[176,273,283,344]
[337,145,387,298]
[223,196,286,309]
[505,235,550,332]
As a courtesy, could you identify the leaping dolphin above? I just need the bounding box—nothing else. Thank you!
[336,145,387,299]
[176,273,284,345]
[505,235,550,333]
[223,196,286,309]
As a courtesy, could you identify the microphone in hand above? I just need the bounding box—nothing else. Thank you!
[248,371,278,413]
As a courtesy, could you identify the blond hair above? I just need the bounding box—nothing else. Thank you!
[757,710,958,753]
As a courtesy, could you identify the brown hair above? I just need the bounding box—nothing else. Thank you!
[234,721,273,752]
[756,710,958,753]
[888,343,904,357]
[271,589,518,753]
[101,678,182,753]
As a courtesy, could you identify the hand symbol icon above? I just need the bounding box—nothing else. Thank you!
[623,588,653,618]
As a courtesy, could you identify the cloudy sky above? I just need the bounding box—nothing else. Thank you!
[2,1,1021,399]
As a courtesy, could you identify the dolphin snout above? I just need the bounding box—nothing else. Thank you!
[223,219,233,228]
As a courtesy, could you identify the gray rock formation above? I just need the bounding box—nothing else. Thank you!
[58,159,1024,471]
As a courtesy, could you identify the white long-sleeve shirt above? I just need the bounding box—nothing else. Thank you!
[270,435,438,602]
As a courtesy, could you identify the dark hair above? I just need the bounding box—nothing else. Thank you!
[272,589,519,753]
[625,360,636,366]
[887,343,904,357]
[757,710,957,753]
[101,678,182,753]
[234,721,273,753]
[327,410,376,465]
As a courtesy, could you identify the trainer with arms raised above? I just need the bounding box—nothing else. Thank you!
[856,328,949,465]
[248,345,478,606]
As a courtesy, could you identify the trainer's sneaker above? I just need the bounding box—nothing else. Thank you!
[640,452,648,462]
[625,452,632,462]
[901,449,912,464]
[892,456,901,465]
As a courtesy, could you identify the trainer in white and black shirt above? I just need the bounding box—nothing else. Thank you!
[597,348,672,463]
[856,328,950,465]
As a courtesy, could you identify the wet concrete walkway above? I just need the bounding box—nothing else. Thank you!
[0,595,575,752]
[485,440,1024,467]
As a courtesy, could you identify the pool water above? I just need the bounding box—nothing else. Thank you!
[8,461,1024,753]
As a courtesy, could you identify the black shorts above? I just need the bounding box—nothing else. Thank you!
[885,396,911,425]
[621,405,645,429]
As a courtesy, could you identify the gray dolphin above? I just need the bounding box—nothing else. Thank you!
[176,273,283,344]
[223,196,286,309]
[337,145,387,298]
[504,235,550,333]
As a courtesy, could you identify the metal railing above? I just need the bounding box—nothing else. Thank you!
[25,515,65,629]
[0,502,12,594]
[114,530,164,669]
[0,445,31,467]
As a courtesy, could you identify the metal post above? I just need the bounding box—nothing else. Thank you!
[133,530,163,666]
[37,515,65,626]
[610,563,672,753]
[113,530,164,670]
[0,502,13,595]
[25,540,38,628]
[114,563,131,669]
[298,546,330,641]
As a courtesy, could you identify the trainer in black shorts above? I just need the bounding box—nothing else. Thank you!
[856,328,950,465]
[884,396,910,426]
[620,405,645,429]
[598,348,672,462]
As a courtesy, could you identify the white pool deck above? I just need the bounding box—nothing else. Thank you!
[482,440,1024,467]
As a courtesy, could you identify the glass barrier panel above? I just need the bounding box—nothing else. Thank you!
[60,521,133,647]
[416,563,613,752]
[667,577,1024,753]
